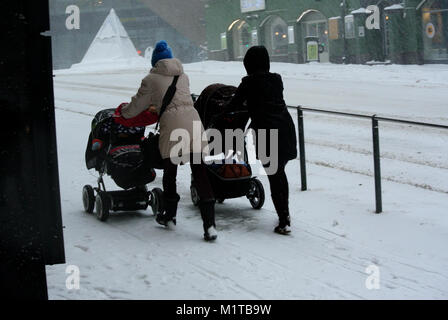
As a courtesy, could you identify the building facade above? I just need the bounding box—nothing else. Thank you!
[205,0,448,64]
[49,0,206,69]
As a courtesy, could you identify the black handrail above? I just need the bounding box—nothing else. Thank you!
[290,105,448,130]
[374,116,448,130]
[294,105,448,214]
[292,106,372,120]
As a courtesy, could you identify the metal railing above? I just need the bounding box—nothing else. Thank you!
[294,106,448,214]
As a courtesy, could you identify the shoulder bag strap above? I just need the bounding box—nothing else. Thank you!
[155,75,180,131]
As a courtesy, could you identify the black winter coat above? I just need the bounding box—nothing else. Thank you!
[227,72,297,168]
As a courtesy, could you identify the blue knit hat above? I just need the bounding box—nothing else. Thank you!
[151,40,173,67]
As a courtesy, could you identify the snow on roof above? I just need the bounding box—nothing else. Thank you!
[351,8,373,15]
[80,8,139,63]
[384,3,405,11]
[329,16,341,20]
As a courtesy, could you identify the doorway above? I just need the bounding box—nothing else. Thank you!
[228,19,251,59]
[297,10,330,62]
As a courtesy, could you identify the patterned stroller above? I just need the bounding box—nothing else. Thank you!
[83,108,163,221]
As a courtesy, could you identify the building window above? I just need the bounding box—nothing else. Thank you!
[306,22,318,37]
[288,26,295,44]
[272,23,288,54]
[262,16,288,56]
[345,15,355,39]
[422,0,448,61]
[329,17,341,40]
[240,0,266,13]
[221,32,227,50]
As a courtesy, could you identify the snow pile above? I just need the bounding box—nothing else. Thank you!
[70,8,149,72]
[351,8,373,14]
[385,4,405,11]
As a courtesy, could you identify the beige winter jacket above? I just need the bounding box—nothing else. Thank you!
[121,58,207,161]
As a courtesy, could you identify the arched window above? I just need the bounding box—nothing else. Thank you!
[261,16,288,56]
[228,19,251,59]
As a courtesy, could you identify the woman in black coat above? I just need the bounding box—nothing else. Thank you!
[224,46,297,235]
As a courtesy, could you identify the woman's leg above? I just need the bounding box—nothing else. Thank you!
[157,159,180,226]
[162,158,178,198]
[190,163,214,201]
[190,160,217,241]
[267,165,291,234]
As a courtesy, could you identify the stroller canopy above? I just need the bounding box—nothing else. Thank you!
[194,84,249,131]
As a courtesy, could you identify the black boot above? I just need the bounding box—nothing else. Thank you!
[271,192,291,235]
[199,199,217,241]
[156,193,180,228]
[274,214,291,235]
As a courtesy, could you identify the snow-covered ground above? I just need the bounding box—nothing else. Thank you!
[46,61,448,299]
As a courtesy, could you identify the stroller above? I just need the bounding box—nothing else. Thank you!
[83,108,163,222]
[191,84,265,209]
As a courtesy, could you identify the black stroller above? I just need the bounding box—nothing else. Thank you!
[191,84,265,209]
[83,108,163,222]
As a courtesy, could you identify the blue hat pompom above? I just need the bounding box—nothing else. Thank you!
[152,40,173,67]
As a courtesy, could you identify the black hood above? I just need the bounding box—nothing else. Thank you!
[243,46,270,75]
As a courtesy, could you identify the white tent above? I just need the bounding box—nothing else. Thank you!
[81,8,139,63]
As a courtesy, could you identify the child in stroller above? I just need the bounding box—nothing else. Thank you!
[83,108,163,221]
[191,84,265,209]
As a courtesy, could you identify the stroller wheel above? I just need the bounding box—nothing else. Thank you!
[95,192,110,222]
[247,178,265,210]
[82,185,95,214]
[151,188,164,215]
[190,185,200,207]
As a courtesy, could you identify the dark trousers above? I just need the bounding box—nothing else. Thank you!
[162,158,214,201]
[267,165,290,219]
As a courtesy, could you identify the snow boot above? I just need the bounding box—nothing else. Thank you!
[274,214,291,235]
[156,193,180,228]
[199,199,217,241]
[271,191,291,235]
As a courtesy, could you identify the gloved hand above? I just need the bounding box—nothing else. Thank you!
[91,139,103,151]
[114,103,158,127]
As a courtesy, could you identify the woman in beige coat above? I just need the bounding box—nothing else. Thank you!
[120,41,217,241]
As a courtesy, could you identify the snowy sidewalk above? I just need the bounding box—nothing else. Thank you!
[47,108,448,300]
